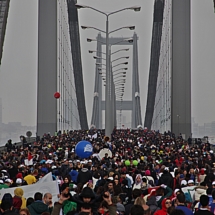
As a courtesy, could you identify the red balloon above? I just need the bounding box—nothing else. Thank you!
[54,92,60,99]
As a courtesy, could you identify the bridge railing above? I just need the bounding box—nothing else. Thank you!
[0,137,36,153]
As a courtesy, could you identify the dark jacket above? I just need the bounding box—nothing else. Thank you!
[27,201,49,215]
[72,187,100,215]
[158,171,174,189]
[2,210,18,215]
[77,168,92,185]
[69,170,79,183]
[146,196,160,214]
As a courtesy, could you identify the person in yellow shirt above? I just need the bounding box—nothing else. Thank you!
[24,170,38,185]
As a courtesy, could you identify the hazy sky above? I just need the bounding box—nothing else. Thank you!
[0,0,215,129]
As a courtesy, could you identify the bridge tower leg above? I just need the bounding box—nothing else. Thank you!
[91,33,102,128]
[132,33,142,128]
[37,0,57,136]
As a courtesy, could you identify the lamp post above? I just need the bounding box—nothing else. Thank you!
[89,48,129,55]
[76,4,141,137]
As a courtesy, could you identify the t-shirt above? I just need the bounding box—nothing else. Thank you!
[0,184,9,189]
[24,174,36,185]
[176,205,194,215]
[194,209,213,215]
[210,203,215,214]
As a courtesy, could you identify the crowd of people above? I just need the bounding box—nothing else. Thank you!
[1,129,215,215]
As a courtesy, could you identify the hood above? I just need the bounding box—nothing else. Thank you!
[80,187,95,199]
[161,198,170,211]
[2,193,13,205]
[14,188,24,197]
[29,201,48,213]
[81,168,88,173]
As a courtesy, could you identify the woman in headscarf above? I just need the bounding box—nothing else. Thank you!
[13,188,26,210]
[133,174,143,190]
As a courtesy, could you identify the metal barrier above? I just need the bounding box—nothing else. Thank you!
[0,137,36,152]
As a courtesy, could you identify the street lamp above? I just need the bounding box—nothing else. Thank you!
[112,62,128,68]
[94,56,129,63]
[89,50,106,55]
[87,37,133,45]
[113,68,128,72]
[82,25,135,34]
[96,63,106,66]
[77,3,141,137]
[113,72,126,76]
[89,48,129,55]
[114,80,126,84]
[112,56,129,63]
[111,48,129,55]
[93,56,106,60]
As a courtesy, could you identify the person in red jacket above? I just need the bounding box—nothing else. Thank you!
[154,198,172,215]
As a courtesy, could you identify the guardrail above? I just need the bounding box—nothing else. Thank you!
[0,137,36,152]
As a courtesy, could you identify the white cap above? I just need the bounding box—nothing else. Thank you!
[69,160,73,163]
[5,179,12,183]
[108,177,113,180]
[80,161,85,164]
[16,178,22,184]
[210,150,213,154]
[164,167,169,171]
[188,180,194,184]
[174,189,180,195]
[88,160,92,163]
[212,181,215,185]
[51,166,57,169]
[46,159,53,164]
[76,160,80,163]
[0,180,4,184]
[181,180,187,186]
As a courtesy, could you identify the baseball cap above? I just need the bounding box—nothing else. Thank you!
[16,178,22,184]
[212,181,215,185]
[188,180,194,184]
[5,179,12,183]
[181,180,187,186]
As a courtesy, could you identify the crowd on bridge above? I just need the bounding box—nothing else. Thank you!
[0,128,215,215]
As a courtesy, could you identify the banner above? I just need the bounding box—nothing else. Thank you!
[0,180,60,203]
[37,172,53,184]
[24,159,33,166]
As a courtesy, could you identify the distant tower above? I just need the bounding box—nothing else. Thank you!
[0,0,10,65]
[145,0,191,138]
[37,0,84,136]
[0,98,2,142]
